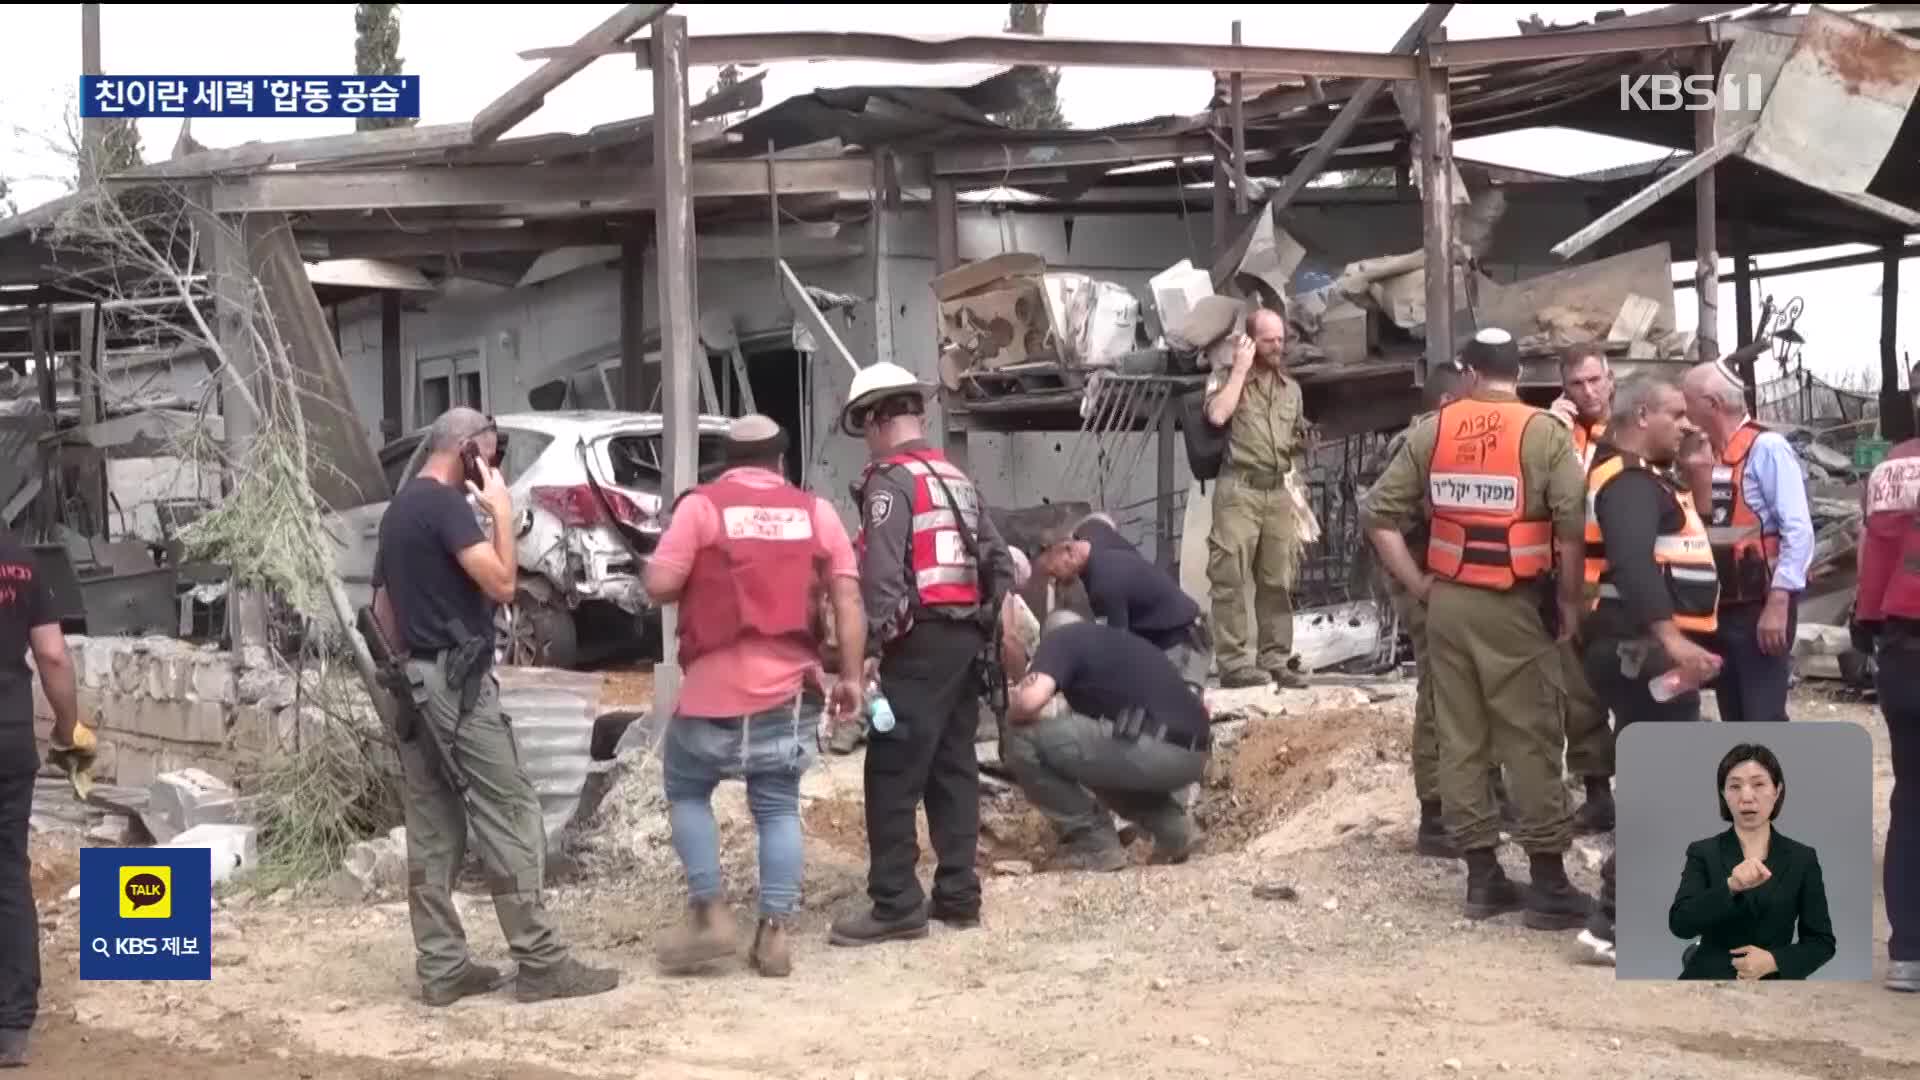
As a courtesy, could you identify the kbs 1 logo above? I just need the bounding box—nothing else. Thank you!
[1619,73,1768,112]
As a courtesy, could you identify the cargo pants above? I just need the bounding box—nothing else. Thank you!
[1426,580,1574,854]
[1392,580,1509,809]
[399,656,569,995]
[1001,708,1208,849]
[1207,470,1299,678]
[1162,617,1217,696]
[1561,638,1613,779]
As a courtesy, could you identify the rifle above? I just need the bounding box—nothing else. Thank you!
[356,605,471,799]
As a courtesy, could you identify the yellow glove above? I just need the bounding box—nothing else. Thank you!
[48,725,98,801]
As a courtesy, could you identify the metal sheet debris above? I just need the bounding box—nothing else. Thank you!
[1743,5,1920,196]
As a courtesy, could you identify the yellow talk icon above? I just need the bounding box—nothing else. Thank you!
[119,866,171,919]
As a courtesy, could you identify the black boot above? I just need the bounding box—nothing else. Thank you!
[1416,800,1457,858]
[1572,776,1615,834]
[1462,848,1522,920]
[1523,852,1593,931]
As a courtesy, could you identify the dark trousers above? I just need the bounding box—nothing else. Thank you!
[0,768,37,1031]
[1709,598,1796,723]
[865,620,985,921]
[1583,636,1704,936]
[1878,651,1920,963]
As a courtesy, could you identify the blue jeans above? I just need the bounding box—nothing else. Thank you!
[663,698,819,918]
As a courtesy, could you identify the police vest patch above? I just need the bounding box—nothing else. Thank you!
[868,490,895,527]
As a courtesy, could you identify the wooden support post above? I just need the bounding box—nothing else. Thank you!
[1211,157,1231,257]
[1693,46,1721,371]
[80,4,102,188]
[620,230,651,410]
[1230,21,1248,215]
[75,303,107,539]
[29,306,53,415]
[380,292,402,440]
[933,174,968,470]
[1418,30,1454,380]
[1732,196,1754,348]
[651,13,695,709]
[207,214,270,652]
[1156,394,1178,569]
[1883,241,1911,441]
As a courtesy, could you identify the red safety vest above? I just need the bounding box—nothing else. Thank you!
[1424,398,1555,591]
[676,471,822,665]
[1707,421,1784,604]
[1857,440,1920,624]
[854,448,983,608]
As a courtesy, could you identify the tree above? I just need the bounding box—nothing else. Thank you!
[354,3,417,131]
[96,115,143,174]
[0,176,15,218]
[992,3,1068,130]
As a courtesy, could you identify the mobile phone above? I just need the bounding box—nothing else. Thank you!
[460,442,487,489]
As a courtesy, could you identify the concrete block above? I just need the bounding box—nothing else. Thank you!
[129,700,190,742]
[190,661,237,705]
[146,654,190,701]
[229,707,278,754]
[78,640,116,691]
[143,768,238,844]
[340,834,408,898]
[114,745,160,791]
[183,702,230,746]
[237,669,293,708]
[165,823,258,885]
[112,650,144,695]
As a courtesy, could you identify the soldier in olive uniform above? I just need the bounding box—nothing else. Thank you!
[1369,361,1509,857]
[1363,330,1593,931]
[1204,307,1314,689]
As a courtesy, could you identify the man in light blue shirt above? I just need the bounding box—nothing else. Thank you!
[1682,362,1816,722]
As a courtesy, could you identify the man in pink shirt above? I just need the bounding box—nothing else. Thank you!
[641,415,866,979]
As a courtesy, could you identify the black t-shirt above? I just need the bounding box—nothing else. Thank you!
[1028,621,1209,739]
[1077,518,1200,649]
[1589,465,1696,643]
[0,535,57,774]
[373,478,495,654]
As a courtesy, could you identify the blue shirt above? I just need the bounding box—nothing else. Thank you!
[1740,430,1815,594]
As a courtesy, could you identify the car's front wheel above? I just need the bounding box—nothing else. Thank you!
[499,582,579,669]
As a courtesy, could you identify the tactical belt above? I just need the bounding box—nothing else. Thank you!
[1098,714,1212,753]
[1227,466,1286,491]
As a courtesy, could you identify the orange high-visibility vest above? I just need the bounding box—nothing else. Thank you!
[1571,419,1607,471]
[1424,399,1554,591]
[1707,422,1783,605]
[1584,452,1720,634]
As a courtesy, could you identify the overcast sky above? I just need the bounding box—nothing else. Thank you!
[0,2,1911,388]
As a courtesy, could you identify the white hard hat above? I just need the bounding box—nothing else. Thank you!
[840,361,934,436]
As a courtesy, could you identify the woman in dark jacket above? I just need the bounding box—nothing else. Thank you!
[1668,743,1837,980]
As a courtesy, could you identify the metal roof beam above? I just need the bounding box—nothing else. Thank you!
[517,30,1421,80]
[472,3,672,146]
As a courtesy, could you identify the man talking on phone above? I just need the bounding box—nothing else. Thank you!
[371,407,618,1006]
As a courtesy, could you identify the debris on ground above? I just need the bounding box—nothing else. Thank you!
[331,827,407,901]
[143,768,241,844]
[1252,882,1299,901]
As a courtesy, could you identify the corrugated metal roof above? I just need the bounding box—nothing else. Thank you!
[495,665,607,848]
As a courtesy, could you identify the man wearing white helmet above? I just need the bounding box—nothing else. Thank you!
[830,362,1018,947]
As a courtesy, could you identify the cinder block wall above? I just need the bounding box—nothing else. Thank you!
[29,636,320,788]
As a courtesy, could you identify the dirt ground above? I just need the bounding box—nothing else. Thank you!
[24,683,1920,1080]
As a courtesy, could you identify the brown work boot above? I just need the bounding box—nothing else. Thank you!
[421,961,510,1007]
[1415,800,1457,858]
[656,898,739,973]
[1572,777,1615,834]
[749,917,792,978]
[1523,853,1593,931]
[1462,848,1523,921]
[1270,662,1309,689]
[1219,668,1268,689]
[514,956,621,1003]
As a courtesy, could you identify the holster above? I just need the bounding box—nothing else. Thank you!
[355,606,472,798]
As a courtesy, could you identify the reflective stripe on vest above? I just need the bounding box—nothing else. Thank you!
[1573,419,1606,471]
[888,448,984,609]
[1423,399,1554,591]
[1585,453,1720,634]
[1707,421,1783,604]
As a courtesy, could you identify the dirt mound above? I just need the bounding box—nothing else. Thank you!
[1197,704,1411,853]
[30,834,80,905]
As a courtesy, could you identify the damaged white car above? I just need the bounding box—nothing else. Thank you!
[332,410,731,668]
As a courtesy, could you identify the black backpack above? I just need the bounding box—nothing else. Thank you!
[1179,390,1230,483]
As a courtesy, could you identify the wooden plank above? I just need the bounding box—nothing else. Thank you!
[528,29,1423,80]
[380,293,401,442]
[1607,294,1661,343]
[651,13,694,710]
[126,124,473,179]
[1693,45,1720,365]
[473,4,671,146]
[1549,123,1754,261]
[1418,31,1455,379]
[780,259,860,374]
[1231,21,1247,215]
[205,156,907,214]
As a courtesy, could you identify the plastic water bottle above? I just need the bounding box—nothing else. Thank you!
[1649,669,1690,703]
[868,685,897,735]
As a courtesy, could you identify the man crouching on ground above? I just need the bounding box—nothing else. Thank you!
[372,407,618,1005]
[1002,609,1212,870]
[642,415,866,977]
